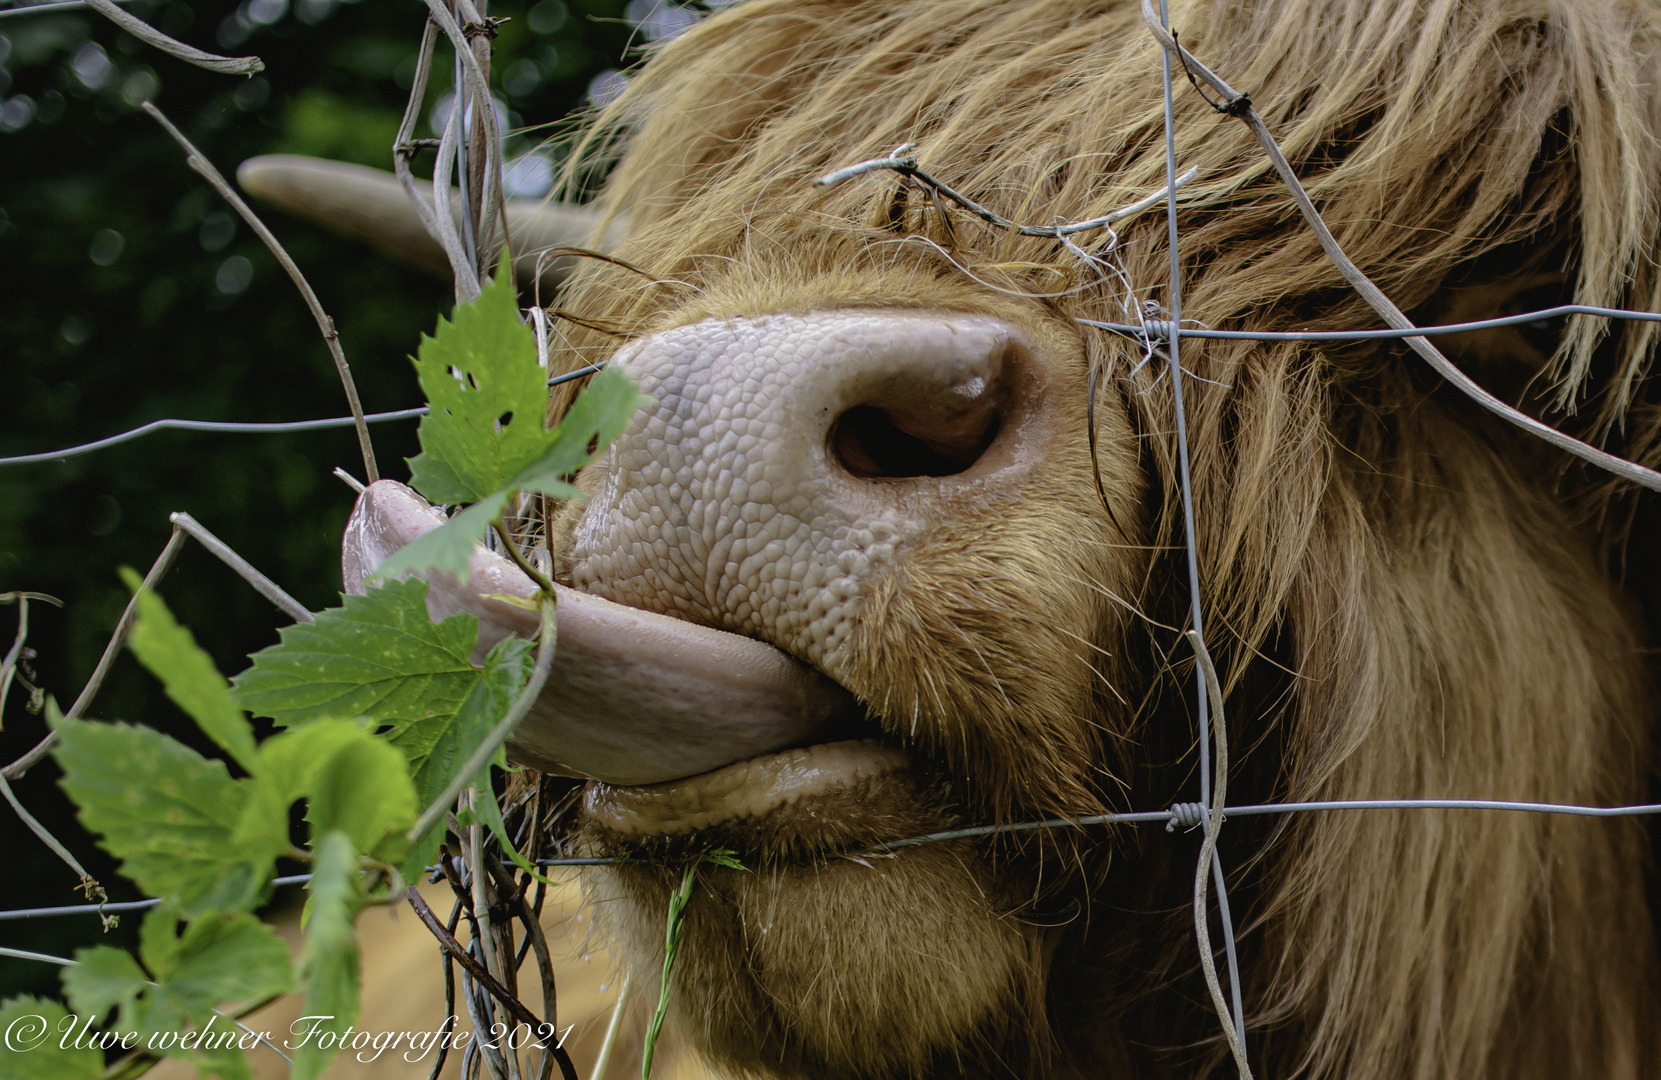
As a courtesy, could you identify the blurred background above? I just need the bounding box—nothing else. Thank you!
[0,0,708,1000]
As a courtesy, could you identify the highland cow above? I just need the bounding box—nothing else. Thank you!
[289,0,1661,1076]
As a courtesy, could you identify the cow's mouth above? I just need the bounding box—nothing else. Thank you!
[342,480,927,847]
[584,739,940,858]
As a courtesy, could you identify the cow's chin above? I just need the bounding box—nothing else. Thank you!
[577,744,1051,1079]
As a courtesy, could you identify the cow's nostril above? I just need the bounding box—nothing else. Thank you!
[830,394,1003,480]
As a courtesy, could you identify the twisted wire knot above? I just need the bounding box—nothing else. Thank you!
[1141,319,1178,341]
[1166,802,1207,832]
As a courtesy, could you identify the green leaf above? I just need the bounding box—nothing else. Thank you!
[0,997,104,1079]
[368,490,510,584]
[52,719,274,916]
[232,579,482,757]
[399,632,530,883]
[142,910,293,1019]
[68,910,290,1074]
[185,1043,255,1080]
[61,946,148,1033]
[701,849,748,872]
[407,270,551,504]
[291,831,361,1080]
[138,901,185,982]
[119,567,257,772]
[307,733,416,860]
[512,365,652,494]
[238,719,374,856]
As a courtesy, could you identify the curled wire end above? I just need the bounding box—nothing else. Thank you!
[1167,802,1206,832]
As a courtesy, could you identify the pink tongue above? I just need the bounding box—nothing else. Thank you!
[341,481,864,786]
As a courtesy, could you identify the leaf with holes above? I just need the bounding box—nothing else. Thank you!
[510,364,651,496]
[406,269,551,504]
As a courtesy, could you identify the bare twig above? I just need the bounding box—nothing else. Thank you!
[0,0,138,20]
[0,769,96,886]
[465,811,522,1080]
[141,101,380,484]
[395,0,509,302]
[3,526,188,779]
[394,20,476,290]
[1136,0,1661,495]
[333,467,367,494]
[168,512,313,624]
[515,885,560,1080]
[81,0,262,75]
[405,886,549,1036]
[431,50,483,303]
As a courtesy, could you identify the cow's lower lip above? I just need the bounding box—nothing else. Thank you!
[584,738,912,838]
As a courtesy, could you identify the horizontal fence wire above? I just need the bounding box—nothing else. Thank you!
[1,304,1647,469]
[1083,302,1661,340]
[0,874,314,922]
[0,363,609,468]
[4,799,1659,925]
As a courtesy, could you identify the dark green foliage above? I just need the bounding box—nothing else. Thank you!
[0,0,636,1002]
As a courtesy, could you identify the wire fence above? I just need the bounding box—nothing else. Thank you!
[5,0,1661,1078]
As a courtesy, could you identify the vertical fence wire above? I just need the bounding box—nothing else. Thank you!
[1156,0,1249,1069]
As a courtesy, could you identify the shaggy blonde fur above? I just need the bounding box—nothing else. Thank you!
[543,1,1661,1077]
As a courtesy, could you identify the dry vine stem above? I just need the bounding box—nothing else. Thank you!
[1137,0,1661,495]
[80,0,262,74]
[2,510,309,778]
[0,591,57,725]
[141,101,380,484]
[394,0,511,302]
[1186,631,1251,1080]
[2,526,185,779]
[168,512,313,623]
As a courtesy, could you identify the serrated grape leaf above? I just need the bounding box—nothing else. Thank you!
[307,733,416,861]
[367,490,510,585]
[407,270,551,504]
[138,900,184,981]
[291,831,360,1080]
[119,568,257,772]
[61,946,148,1034]
[399,633,531,883]
[68,910,288,1076]
[52,719,274,916]
[511,365,652,494]
[232,579,481,759]
[140,910,293,1017]
[236,719,373,856]
[0,997,104,1079]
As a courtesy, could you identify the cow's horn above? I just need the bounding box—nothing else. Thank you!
[236,153,615,291]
